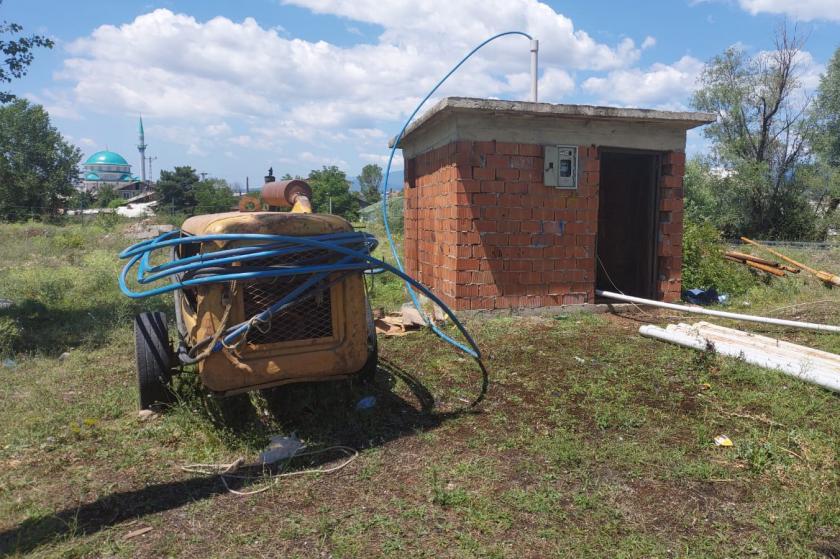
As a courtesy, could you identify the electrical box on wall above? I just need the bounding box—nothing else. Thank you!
[543,145,578,188]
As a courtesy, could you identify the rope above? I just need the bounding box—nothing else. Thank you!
[182,445,358,496]
[596,255,655,317]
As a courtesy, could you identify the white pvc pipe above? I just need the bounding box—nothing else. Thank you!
[640,324,840,393]
[530,39,539,103]
[596,290,840,333]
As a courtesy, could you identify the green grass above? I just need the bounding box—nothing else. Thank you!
[0,220,838,558]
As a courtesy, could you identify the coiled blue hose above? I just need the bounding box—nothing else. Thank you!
[119,31,532,363]
[118,230,481,357]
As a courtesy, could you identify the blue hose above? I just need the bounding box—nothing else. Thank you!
[379,31,533,351]
[119,230,481,358]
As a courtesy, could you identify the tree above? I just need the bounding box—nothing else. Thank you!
[357,163,382,204]
[194,178,236,213]
[68,188,94,210]
[691,25,817,238]
[155,166,199,213]
[0,99,81,220]
[1,1,54,103]
[95,184,119,208]
[308,166,359,221]
[815,46,840,166]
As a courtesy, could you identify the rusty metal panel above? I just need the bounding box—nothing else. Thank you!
[177,210,370,394]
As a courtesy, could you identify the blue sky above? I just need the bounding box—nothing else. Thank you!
[4,0,840,187]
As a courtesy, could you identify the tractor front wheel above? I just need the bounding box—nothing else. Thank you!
[134,311,174,410]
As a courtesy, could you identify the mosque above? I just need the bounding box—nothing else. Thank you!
[79,117,152,200]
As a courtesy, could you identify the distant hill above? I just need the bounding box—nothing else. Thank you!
[350,169,403,192]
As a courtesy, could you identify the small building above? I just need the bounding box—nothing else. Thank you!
[395,97,715,312]
[80,150,146,198]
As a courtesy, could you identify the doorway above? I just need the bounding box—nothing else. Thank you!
[596,150,660,299]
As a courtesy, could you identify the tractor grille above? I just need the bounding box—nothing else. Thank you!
[242,250,337,345]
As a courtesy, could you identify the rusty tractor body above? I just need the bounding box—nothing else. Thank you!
[133,179,376,408]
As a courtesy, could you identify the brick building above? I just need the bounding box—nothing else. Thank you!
[396,97,715,312]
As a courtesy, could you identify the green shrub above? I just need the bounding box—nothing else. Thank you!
[54,230,86,250]
[682,220,758,297]
[0,316,21,356]
[93,211,123,229]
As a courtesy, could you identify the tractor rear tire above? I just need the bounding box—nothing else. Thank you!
[135,311,174,410]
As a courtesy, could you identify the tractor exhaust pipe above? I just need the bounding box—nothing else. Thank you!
[262,179,313,213]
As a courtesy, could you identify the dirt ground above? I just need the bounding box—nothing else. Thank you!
[1,308,838,558]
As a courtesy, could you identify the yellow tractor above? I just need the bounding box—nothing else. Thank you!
[128,179,377,409]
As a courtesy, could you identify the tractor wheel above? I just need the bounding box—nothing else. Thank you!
[134,311,174,410]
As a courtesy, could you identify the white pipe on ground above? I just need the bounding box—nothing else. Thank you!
[639,324,840,393]
[596,290,840,333]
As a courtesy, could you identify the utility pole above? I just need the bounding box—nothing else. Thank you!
[200,172,208,181]
[246,176,250,194]
[146,156,158,183]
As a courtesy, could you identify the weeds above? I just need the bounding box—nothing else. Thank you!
[0,220,838,558]
[0,315,21,355]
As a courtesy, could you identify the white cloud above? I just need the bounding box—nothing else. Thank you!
[52,3,678,174]
[581,45,825,111]
[24,90,82,120]
[59,4,648,124]
[349,128,387,140]
[359,152,404,169]
[538,68,575,100]
[228,135,253,147]
[283,0,646,70]
[790,50,825,91]
[299,151,348,168]
[581,56,704,108]
[738,0,840,22]
[205,122,231,136]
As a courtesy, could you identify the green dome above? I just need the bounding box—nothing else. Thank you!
[85,150,129,165]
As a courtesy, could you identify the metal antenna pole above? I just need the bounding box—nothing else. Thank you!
[147,156,158,183]
[530,39,539,103]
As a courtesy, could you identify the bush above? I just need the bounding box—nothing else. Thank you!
[54,230,86,250]
[682,220,758,297]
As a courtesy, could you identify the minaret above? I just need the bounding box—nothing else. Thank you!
[137,115,147,183]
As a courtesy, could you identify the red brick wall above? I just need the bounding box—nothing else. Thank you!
[404,140,600,311]
[657,150,685,302]
[404,141,686,310]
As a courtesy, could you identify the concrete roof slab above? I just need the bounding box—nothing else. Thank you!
[391,97,716,148]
